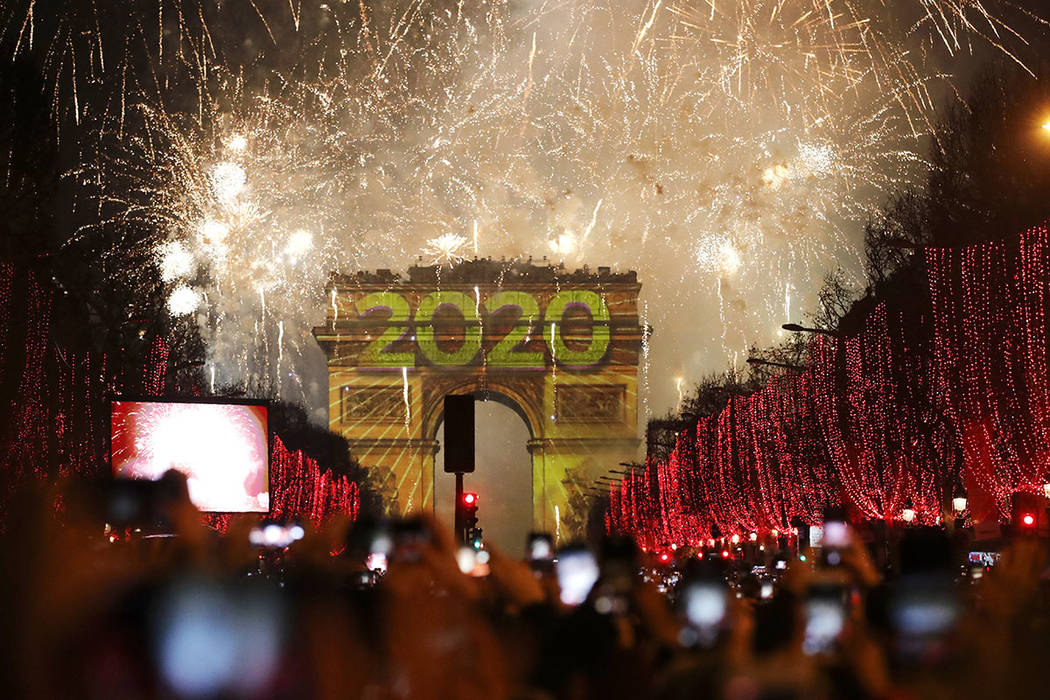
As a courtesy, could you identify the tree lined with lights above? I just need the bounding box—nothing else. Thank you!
[617,64,1050,546]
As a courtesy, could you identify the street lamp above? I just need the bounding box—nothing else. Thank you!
[781,323,839,337]
[901,498,917,524]
[953,484,967,513]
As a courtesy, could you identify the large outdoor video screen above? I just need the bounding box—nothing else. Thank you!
[111,400,270,513]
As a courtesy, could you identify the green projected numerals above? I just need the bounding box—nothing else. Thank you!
[416,291,482,366]
[347,289,612,367]
[483,291,545,367]
[545,290,610,367]
[356,292,415,367]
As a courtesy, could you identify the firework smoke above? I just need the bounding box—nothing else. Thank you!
[9,0,1046,421]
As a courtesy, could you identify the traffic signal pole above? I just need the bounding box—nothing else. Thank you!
[444,393,474,547]
[454,472,464,544]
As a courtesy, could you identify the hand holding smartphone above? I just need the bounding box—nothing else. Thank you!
[803,583,848,655]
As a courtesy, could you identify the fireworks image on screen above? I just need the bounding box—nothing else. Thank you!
[111,401,270,513]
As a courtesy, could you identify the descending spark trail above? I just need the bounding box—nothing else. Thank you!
[7,0,1045,419]
[402,366,411,431]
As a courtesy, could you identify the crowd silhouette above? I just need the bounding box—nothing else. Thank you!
[2,471,1049,700]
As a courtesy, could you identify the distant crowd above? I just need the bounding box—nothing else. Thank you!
[2,471,1050,699]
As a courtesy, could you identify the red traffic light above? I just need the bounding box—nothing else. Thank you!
[462,492,478,506]
[659,552,670,562]
[1022,513,1035,527]
[721,550,730,559]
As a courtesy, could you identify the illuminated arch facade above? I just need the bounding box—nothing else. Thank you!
[312,260,645,535]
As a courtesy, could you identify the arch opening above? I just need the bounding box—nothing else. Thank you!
[434,396,533,557]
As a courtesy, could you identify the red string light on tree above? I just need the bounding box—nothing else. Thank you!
[927,223,1050,518]
[0,266,363,532]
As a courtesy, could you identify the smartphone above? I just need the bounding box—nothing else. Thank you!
[816,507,849,556]
[527,532,555,575]
[890,577,960,663]
[456,546,491,577]
[249,521,305,549]
[107,478,179,532]
[760,580,774,599]
[355,570,378,587]
[456,546,478,574]
[365,525,393,573]
[967,551,1000,568]
[528,532,555,561]
[803,584,848,655]
[556,546,600,606]
[682,581,728,629]
[365,551,388,574]
[391,517,431,563]
[820,519,850,567]
[823,520,850,548]
[107,479,155,529]
[153,579,286,697]
[892,587,958,638]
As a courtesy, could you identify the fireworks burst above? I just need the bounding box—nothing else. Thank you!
[167,285,200,316]
[9,0,1044,415]
[423,233,470,265]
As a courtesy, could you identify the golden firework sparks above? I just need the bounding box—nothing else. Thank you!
[30,0,1041,411]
